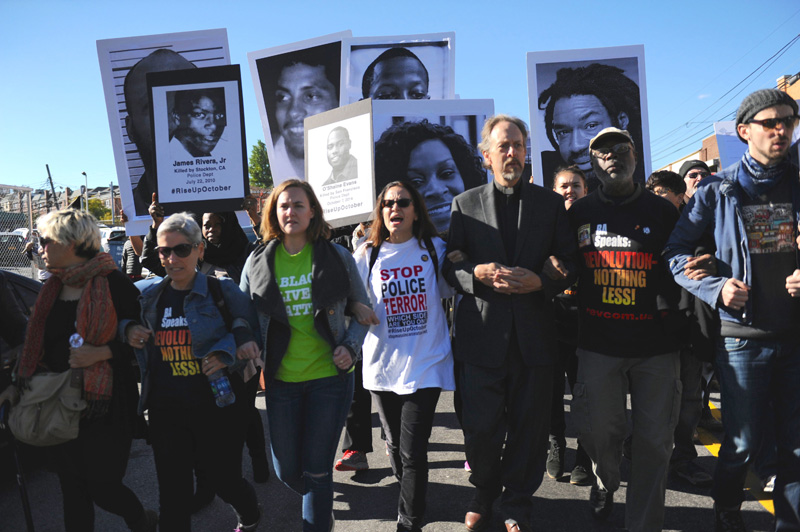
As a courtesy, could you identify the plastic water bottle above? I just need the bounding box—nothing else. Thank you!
[208,369,236,407]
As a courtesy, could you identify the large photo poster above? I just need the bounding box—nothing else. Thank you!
[371,99,493,234]
[305,100,374,229]
[527,45,650,190]
[248,31,351,185]
[343,33,455,105]
[150,65,248,216]
[97,29,230,236]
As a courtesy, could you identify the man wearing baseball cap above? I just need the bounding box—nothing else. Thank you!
[665,88,800,531]
[678,159,712,204]
[568,127,682,531]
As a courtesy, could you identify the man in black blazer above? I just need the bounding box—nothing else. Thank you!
[444,114,577,532]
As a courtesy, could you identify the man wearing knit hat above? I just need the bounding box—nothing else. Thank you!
[678,159,711,204]
[665,88,800,531]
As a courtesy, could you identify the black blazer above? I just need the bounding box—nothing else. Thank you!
[443,181,577,368]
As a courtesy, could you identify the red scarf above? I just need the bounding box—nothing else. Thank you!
[18,253,119,401]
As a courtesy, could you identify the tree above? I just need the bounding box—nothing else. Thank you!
[248,140,273,189]
[88,198,110,221]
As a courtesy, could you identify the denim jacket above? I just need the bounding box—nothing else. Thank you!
[120,272,259,413]
[240,238,371,381]
[663,158,800,326]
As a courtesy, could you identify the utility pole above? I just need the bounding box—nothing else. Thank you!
[82,172,88,212]
[46,164,58,212]
[109,181,115,225]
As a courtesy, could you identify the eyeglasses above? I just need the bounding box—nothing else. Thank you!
[381,198,413,209]
[157,243,198,258]
[747,115,799,130]
[590,143,632,159]
[685,171,709,180]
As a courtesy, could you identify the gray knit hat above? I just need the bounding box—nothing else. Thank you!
[735,89,798,141]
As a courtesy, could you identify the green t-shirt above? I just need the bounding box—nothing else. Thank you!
[274,242,336,382]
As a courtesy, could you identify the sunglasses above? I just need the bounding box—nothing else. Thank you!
[157,243,198,258]
[748,115,799,130]
[39,236,55,248]
[685,171,709,180]
[591,143,632,159]
[381,198,413,209]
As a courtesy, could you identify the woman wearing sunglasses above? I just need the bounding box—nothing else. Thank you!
[240,179,372,532]
[123,212,262,532]
[353,181,455,532]
[10,208,156,532]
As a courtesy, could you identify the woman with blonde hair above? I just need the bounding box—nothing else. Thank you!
[12,208,156,532]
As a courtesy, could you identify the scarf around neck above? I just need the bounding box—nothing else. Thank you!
[17,252,119,403]
[739,151,791,198]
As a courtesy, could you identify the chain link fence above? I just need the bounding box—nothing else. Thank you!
[0,185,38,280]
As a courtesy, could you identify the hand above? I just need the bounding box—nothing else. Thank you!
[148,193,164,228]
[474,262,513,288]
[332,346,352,370]
[446,250,467,263]
[684,253,716,280]
[786,269,800,297]
[348,301,379,325]
[69,343,112,368]
[719,278,749,309]
[0,385,19,409]
[542,255,568,281]
[24,241,34,253]
[493,267,543,294]
[120,209,129,224]
[202,352,226,376]
[126,324,152,348]
[236,340,260,360]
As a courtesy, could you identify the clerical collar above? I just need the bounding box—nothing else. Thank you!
[493,178,520,196]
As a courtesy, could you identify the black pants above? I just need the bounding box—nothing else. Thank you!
[373,388,441,532]
[459,341,553,526]
[51,419,145,532]
[245,367,268,461]
[549,340,580,445]
[149,399,258,532]
[341,360,374,453]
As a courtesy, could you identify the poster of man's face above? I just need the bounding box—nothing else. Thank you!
[527,45,651,191]
[248,32,351,185]
[305,100,373,228]
[97,29,230,235]
[344,33,455,105]
[149,65,247,215]
[372,99,493,234]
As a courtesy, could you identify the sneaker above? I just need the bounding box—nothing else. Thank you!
[699,407,724,432]
[464,461,471,472]
[546,440,565,479]
[234,505,261,532]
[589,485,613,520]
[672,460,713,487]
[570,464,594,486]
[335,450,368,472]
[763,474,776,494]
[714,503,745,532]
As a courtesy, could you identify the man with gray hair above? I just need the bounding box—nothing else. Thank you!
[665,88,800,532]
[444,114,576,532]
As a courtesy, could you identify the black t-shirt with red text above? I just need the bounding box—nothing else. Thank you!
[569,187,681,357]
[149,285,213,409]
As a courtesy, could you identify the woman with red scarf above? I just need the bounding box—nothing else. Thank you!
[12,208,157,532]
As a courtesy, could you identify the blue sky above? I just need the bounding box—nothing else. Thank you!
[2,0,799,191]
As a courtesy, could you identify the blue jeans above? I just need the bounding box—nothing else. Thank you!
[713,337,800,531]
[266,373,354,532]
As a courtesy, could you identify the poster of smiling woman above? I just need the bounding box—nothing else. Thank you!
[149,65,248,216]
[248,31,351,185]
[527,45,651,191]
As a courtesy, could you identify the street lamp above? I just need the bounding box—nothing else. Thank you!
[81,172,88,212]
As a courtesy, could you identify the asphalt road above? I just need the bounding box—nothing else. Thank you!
[0,391,775,532]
